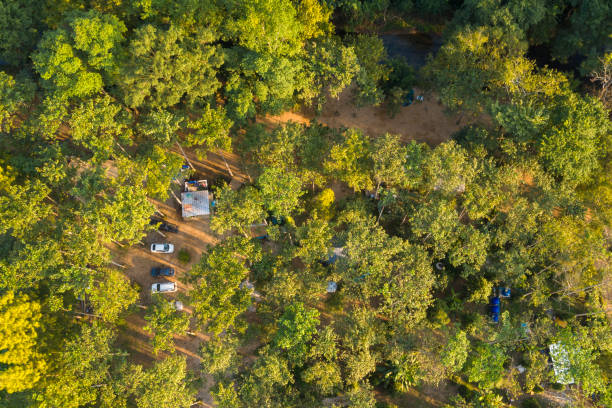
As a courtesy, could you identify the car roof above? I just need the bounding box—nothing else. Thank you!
[154,282,175,289]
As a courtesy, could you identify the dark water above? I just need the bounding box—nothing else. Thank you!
[381,33,443,67]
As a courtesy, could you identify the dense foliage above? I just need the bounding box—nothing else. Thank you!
[0,0,610,407]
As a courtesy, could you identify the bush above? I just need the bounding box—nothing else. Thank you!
[311,188,335,221]
[376,403,399,408]
[429,303,450,328]
[521,398,542,408]
[325,291,344,312]
[178,248,191,264]
[468,277,494,303]
[550,382,565,391]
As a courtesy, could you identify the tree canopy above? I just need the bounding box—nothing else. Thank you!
[0,0,610,407]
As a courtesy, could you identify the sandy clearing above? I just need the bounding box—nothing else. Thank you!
[261,87,475,146]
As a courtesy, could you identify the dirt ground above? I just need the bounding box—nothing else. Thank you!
[262,87,477,146]
[113,149,244,407]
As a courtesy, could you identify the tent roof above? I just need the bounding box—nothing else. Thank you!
[181,190,210,218]
[549,342,575,384]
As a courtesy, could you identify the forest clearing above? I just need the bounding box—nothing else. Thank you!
[263,87,471,146]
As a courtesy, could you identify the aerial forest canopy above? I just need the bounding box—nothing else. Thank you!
[0,0,610,407]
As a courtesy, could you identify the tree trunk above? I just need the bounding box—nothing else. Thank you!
[176,142,196,171]
[377,205,385,223]
[170,189,182,205]
[219,150,234,177]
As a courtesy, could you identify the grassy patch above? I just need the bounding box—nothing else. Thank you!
[178,248,191,264]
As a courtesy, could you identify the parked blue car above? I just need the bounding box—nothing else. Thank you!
[151,267,175,277]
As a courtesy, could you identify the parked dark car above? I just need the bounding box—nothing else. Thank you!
[150,217,179,233]
[150,267,175,277]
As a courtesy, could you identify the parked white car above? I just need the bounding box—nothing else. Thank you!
[150,243,174,253]
[151,282,177,293]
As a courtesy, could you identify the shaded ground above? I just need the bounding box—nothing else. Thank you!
[262,87,479,146]
[113,149,241,406]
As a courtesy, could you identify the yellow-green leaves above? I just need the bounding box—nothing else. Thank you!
[325,128,373,191]
[0,292,46,393]
[32,10,126,100]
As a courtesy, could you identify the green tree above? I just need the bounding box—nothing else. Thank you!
[347,34,390,106]
[185,104,233,157]
[0,292,46,393]
[120,145,184,200]
[42,322,116,408]
[551,0,612,74]
[257,167,305,218]
[88,269,138,323]
[135,356,195,408]
[68,95,132,162]
[295,218,333,265]
[384,351,423,392]
[409,196,461,258]
[310,188,335,220]
[200,334,241,379]
[538,93,610,186]
[346,381,376,408]
[441,330,470,374]
[553,326,608,396]
[295,123,333,191]
[302,37,359,108]
[94,183,156,244]
[119,25,222,108]
[424,141,477,195]
[301,360,342,395]
[144,295,190,354]
[238,348,295,407]
[0,72,36,132]
[340,211,435,327]
[186,238,258,334]
[325,128,373,191]
[0,0,43,64]
[422,25,525,112]
[274,302,320,364]
[371,133,409,192]
[210,184,266,236]
[213,381,242,408]
[32,10,126,100]
[223,0,302,57]
[465,343,507,390]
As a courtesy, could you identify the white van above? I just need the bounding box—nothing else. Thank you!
[151,282,177,293]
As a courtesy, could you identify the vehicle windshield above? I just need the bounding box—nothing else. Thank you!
[164,244,169,250]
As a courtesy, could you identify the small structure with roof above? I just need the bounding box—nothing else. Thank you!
[181,179,210,218]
